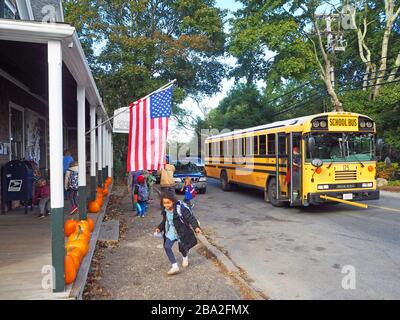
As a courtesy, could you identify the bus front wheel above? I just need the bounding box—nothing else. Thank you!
[267,178,285,207]
[220,171,232,191]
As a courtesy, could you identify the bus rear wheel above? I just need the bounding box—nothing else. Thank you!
[267,177,285,207]
[220,171,232,191]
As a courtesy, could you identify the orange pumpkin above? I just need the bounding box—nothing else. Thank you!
[65,256,77,285]
[66,240,89,256]
[67,247,84,263]
[68,252,81,270]
[64,220,78,237]
[88,201,100,213]
[77,220,91,235]
[87,218,95,232]
[96,196,103,207]
[68,225,90,243]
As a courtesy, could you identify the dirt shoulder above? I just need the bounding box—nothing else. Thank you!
[83,185,245,300]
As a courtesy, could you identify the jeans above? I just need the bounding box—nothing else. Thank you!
[68,189,78,208]
[137,201,146,216]
[39,198,50,214]
[164,238,188,264]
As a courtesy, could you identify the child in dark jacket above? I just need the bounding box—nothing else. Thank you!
[136,175,148,217]
[33,179,51,218]
[155,191,202,276]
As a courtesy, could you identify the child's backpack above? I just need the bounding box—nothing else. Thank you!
[176,200,201,227]
[137,183,148,202]
[68,170,79,190]
[185,184,196,200]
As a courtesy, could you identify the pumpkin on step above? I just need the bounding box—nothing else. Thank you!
[67,247,84,263]
[64,220,78,237]
[66,240,89,256]
[88,201,100,213]
[68,225,90,243]
[87,218,95,232]
[67,252,81,270]
[65,256,77,285]
[77,220,91,235]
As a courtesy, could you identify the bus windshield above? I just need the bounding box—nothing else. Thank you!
[306,132,376,163]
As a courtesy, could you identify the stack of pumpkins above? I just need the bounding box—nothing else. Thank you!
[64,218,94,284]
[88,177,113,214]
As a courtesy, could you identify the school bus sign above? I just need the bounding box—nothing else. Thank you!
[329,116,358,131]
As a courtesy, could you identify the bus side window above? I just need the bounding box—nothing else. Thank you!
[253,136,259,155]
[259,135,267,154]
[220,140,224,157]
[267,134,275,155]
[246,136,252,155]
[278,135,286,155]
[242,137,246,156]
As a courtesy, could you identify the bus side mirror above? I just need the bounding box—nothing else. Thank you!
[377,139,384,152]
[307,137,316,153]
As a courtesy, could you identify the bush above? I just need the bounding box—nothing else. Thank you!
[387,180,400,187]
[376,162,399,180]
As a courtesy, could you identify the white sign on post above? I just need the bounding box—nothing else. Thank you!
[112,107,130,134]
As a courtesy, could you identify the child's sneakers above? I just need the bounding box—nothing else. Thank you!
[69,205,78,215]
[182,257,189,268]
[167,265,180,276]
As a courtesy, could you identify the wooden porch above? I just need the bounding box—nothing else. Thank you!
[0,191,103,300]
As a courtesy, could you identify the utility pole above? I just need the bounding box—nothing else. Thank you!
[316,13,347,90]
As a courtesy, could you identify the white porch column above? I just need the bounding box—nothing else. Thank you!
[90,105,97,199]
[97,116,103,186]
[48,40,64,292]
[102,124,107,181]
[108,131,112,177]
[77,86,87,219]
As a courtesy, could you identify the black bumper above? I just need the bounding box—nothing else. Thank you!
[308,190,380,205]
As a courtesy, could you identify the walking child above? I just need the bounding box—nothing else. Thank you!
[65,161,79,215]
[136,175,149,217]
[154,192,202,276]
[180,177,196,208]
[33,178,50,218]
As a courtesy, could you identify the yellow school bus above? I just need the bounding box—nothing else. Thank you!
[205,112,382,207]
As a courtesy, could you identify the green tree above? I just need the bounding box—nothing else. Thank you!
[229,0,344,111]
[64,0,227,173]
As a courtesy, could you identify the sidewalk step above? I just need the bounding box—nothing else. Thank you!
[98,220,119,243]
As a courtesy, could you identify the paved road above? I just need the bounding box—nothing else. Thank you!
[194,179,400,299]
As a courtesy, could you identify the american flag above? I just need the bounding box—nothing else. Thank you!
[127,86,173,172]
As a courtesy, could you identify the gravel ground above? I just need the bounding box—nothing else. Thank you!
[83,185,244,300]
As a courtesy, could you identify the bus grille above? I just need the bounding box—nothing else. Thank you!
[335,170,357,181]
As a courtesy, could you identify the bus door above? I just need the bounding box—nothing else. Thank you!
[275,133,289,201]
[289,132,302,206]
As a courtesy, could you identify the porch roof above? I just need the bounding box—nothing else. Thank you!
[0,18,111,130]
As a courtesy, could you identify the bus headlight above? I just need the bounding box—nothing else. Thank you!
[360,121,366,128]
[312,120,320,128]
[318,185,329,190]
[366,121,373,128]
[362,183,373,188]
[320,120,327,128]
